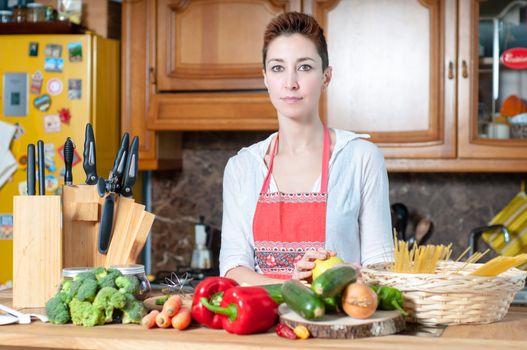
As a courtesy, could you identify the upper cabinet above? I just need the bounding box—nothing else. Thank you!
[309,0,457,159]
[123,0,527,171]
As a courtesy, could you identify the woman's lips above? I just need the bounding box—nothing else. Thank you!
[281,96,303,103]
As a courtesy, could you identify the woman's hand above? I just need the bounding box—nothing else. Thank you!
[292,248,336,281]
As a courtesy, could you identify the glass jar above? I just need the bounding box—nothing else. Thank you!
[110,264,151,300]
[0,10,12,23]
[62,267,93,281]
[12,5,26,23]
[26,3,46,22]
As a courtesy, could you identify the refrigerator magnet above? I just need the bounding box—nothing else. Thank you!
[33,94,51,112]
[0,214,13,239]
[17,154,27,168]
[46,78,63,96]
[13,123,25,140]
[68,42,82,62]
[30,71,43,95]
[45,44,62,58]
[44,58,64,73]
[44,115,61,133]
[68,79,82,100]
[45,175,59,192]
[28,42,39,57]
[58,107,71,124]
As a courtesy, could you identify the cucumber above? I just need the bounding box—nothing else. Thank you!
[261,283,284,304]
[281,279,325,320]
[323,295,341,314]
[311,265,357,298]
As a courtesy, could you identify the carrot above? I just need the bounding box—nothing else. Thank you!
[162,295,182,317]
[142,310,160,329]
[171,306,192,330]
[155,311,173,328]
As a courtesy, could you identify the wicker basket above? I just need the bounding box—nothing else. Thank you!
[361,261,527,326]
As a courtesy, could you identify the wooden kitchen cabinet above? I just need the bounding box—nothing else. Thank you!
[123,0,527,171]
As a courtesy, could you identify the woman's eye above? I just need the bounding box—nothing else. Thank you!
[298,64,312,71]
[271,65,284,72]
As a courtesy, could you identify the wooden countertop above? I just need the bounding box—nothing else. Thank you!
[1,289,527,350]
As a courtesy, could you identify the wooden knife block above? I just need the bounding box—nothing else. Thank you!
[13,195,62,308]
[62,185,105,268]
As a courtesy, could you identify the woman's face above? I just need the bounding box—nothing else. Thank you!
[263,33,331,121]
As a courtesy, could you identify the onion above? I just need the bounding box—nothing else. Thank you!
[341,282,378,319]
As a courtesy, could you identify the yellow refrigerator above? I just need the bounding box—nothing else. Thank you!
[0,34,120,285]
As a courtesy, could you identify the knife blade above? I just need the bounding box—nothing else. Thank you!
[98,193,115,254]
[36,140,45,195]
[109,133,129,193]
[63,137,74,186]
[27,144,36,195]
[83,123,98,185]
[121,136,139,198]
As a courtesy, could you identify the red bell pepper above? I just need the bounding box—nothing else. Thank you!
[191,277,239,329]
[200,286,279,335]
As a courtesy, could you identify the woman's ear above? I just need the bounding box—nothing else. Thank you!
[262,69,268,89]
[323,66,332,89]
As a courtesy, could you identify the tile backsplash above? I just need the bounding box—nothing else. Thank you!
[150,132,525,274]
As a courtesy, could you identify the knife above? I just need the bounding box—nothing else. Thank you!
[27,144,36,195]
[98,193,115,254]
[63,137,74,186]
[36,140,45,195]
[83,123,98,185]
[121,136,139,198]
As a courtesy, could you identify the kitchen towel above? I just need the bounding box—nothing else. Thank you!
[0,121,17,189]
[483,181,527,269]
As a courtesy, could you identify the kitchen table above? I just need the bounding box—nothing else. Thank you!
[0,289,526,350]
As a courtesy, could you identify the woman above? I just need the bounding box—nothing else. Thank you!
[219,12,393,285]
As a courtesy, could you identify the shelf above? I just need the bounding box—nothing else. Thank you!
[0,21,83,35]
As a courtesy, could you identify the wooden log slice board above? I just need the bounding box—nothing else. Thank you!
[279,304,406,339]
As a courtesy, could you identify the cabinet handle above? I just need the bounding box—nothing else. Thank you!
[149,67,157,85]
[448,61,454,79]
[462,60,469,78]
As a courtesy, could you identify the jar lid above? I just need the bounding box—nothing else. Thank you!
[0,10,13,14]
[110,264,145,275]
[27,3,46,8]
[62,267,92,278]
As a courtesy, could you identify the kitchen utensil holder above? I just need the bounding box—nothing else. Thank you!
[362,261,527,326]
[12,195,62,309]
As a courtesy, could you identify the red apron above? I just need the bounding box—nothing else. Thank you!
[253,127,330,279]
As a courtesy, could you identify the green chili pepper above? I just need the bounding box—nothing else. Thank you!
[370,285,408,316]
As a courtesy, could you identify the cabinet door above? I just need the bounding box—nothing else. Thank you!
[458,0,527,162]
[156,0,300,91]
[309,0,456,158]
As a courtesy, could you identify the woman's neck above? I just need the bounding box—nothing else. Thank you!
[276,116,325,155]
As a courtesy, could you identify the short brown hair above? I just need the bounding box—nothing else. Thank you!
[262,12,329,71]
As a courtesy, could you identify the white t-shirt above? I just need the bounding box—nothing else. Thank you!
[219,128,394,277]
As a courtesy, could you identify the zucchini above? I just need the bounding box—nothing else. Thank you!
[261,283,284,304]
[311,265,357,298]
[323,295,341,314]
[281,279,325,320]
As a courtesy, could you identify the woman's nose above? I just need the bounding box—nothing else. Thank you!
[284,72,299,90]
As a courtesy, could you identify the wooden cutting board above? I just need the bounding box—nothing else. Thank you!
[279,304,405,339]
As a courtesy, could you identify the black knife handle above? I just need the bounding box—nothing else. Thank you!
[27,144,36,195]
[121,136,139,198]
[64,137,74,186]
[83,123,98,185]
[98,193,115,254]
[37,140,45,195]
[109,133,129,192]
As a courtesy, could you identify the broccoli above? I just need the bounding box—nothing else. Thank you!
[74,271,97,282]
[69,298,105,327]
[92,267,108,281]
[45,294,71,324]
[121,293,146,324]
[75,278,98,302]
[115,275,140,295]
[93,287,126,323]
[97,268,123,289]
